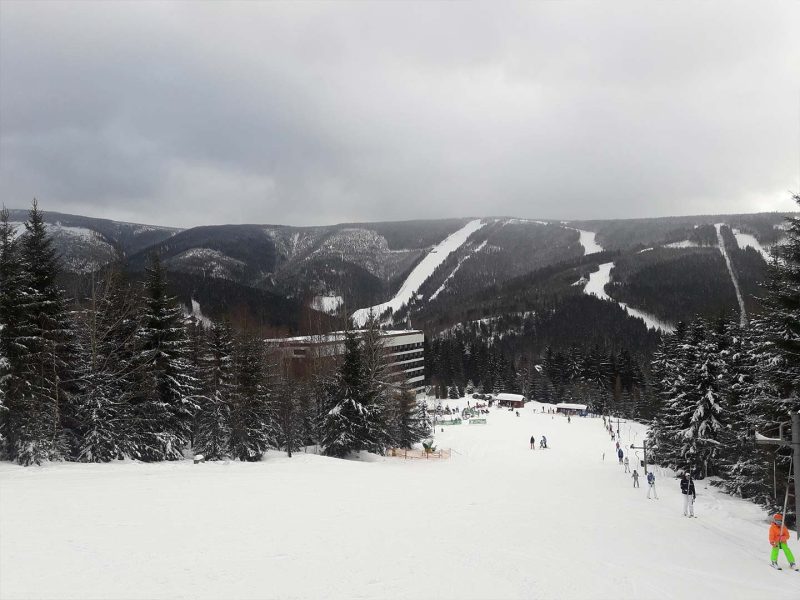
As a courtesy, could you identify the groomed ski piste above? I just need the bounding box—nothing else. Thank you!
[351,219,485,326]
[1,402,796,600]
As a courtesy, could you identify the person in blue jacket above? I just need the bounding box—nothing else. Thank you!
[617,447,624,464]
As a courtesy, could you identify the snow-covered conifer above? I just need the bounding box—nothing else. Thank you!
[228,330,273,461]
[194,321,233,460]
[129,254,198,461]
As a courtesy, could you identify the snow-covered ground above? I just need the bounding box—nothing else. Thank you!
[575,229,603,254]
[1,404,794,600]
[189,299,212,328]
[584,263,675,333]
[732,229,772,262]
[665,240,700,248]
[311,294,344,314]
[430,240,487,301]
[716,224,747,327]
[351,219,485,325]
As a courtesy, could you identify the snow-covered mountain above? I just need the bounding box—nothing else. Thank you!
[8,207,792,338]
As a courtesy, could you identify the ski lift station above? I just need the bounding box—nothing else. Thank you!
[555,402,588,416]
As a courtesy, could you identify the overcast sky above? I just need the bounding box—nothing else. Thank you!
[1,1,799,228]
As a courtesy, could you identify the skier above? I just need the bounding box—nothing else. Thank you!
[647,471,658,499]
[632,470,640,488]
[617,447,624,464]
[567,415,571,423]
[769,513,797,570]
[680,472,696,517]
[541,436,547,449]
[623,456,630,473]
[530,435,535,450]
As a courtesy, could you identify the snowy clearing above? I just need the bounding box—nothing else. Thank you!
[0,404,794,600]
[584,262,675,333]
[665,240,700,249]
[732,229,772,262]
[311,294,343,314]
[352,219,485,325]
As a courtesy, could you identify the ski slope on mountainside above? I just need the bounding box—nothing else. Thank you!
[716,224,748,327]
[733,229,772,261]
[1,404,795,600]
[351,219,485,325]
[584,263,675,333]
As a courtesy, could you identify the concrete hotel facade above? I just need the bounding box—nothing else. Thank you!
[265,329,425,395]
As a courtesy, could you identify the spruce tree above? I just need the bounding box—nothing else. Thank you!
[130,254,197,461]
[11,200,76,465]
[75,268,139,462]
[194,321,233,460]
[323,331,365,457]
[358,314,390,453]
[0,207,23,458]
[229,330,273,461]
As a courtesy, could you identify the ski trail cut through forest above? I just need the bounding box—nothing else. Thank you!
[716,223,747,328]
[583,262,675,333]
[352,219,485,326]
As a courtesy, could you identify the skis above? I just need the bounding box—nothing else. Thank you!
[769,562,798,571]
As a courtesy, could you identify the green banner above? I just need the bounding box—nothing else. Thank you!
[469,419,487,425]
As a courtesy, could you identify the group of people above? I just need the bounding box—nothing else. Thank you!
[529,435,547,449]
[603,419,797,570]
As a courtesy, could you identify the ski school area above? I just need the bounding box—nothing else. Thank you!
[0,401,796,599]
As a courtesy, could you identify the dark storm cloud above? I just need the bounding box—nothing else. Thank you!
[1,1,798,227]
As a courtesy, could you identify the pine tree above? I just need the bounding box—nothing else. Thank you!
[229,330,273,461]
[129,254,198,461]
[75,268,139,462]
[194,321,233,460]
[323,330,364,457]
[0,207,23,458]
[11,201,76,465]
[389,386,428,449]
[356,314,390,454]
[679,321,726,477]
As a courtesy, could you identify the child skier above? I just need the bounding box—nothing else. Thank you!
[647,471,658,499]
[632,470,640,488]
[623,456,630,473]
[769,513,797,570]
[680,473,696,517]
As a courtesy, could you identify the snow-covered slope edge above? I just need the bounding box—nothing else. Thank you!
[352,219,485,326]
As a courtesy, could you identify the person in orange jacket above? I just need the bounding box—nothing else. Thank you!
[769,513,797,570]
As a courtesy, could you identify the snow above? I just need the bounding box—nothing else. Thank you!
[311,295,343,314]
[352,219,485,325]
[564,227,603,255]
[665,240,700,248]
[716,224,747,328]
[732,229,772,262]
[189,299,212,328]
[584,262,675,333]
[430,240,487,300]
[1,405,795,600]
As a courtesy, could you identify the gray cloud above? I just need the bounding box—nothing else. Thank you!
[1,1,798,228]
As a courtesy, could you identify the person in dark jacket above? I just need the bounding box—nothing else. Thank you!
[530,435,535,450]
[617,447,624,464]
[680,472,696,517]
